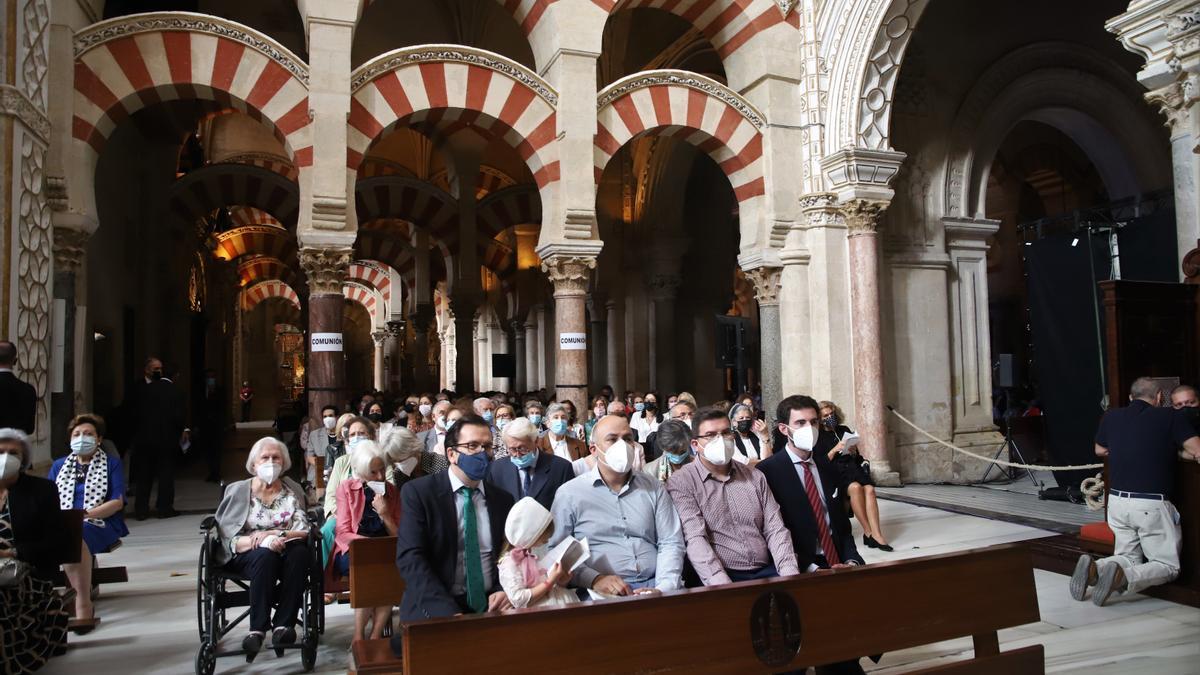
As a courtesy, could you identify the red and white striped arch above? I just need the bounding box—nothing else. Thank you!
[215,225,297,263]
[73,14,311,166]
[238,255,296,288]
[220,153,299,181]
[169,163,301,227]
[357,0,555,40]
[354,176,459,246]
[477,184,541,236]
[241,279,302,312]
[348,46,559,190]
[343,282,381,324]
[228,206,283,229]
[595,71,765,204]
[430,164,517,200]
[348,260,393,305]
[595,0,789,61]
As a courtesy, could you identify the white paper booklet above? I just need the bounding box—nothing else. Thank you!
[538,536,590,574]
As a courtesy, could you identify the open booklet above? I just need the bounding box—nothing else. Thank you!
[537,536,590,575]
[840,432,861,451]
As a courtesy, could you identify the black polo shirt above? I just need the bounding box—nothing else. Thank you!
[1095,399,1199,498]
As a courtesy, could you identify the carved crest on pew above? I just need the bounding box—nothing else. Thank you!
[749,591,802,667]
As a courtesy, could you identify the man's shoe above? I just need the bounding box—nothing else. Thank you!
[1069,554,1096,601]
[157,509,181,519]
[242,632,264,662]
[272,626,297,657]
[133,512,149,522]
[1093,563,1127,607]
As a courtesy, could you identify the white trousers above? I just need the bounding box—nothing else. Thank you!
[1096,494,1181,595]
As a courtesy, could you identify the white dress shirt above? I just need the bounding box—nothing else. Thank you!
[448,471,495,595]
[785,446,833,572]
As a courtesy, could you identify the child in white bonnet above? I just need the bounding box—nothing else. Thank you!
[497,497,580,608]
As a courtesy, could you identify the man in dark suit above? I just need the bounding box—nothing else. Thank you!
[132,357,186,520]
[198,368,226,483]
[757,394,864,570]
[0,341,36,434]
[487,417,574,510]
[393,413,514,656]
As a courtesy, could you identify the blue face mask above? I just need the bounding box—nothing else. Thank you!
[634,402,645,412]
[455,449,490,481]
[511,450,537,469]
[664,449,691,465]
[482,411,494,423]
[529,414,543,426]
[550,419,568,436]
[445,418,457,431]
[348,436,367,448]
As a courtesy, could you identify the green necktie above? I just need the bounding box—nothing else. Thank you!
[458,486,487,613]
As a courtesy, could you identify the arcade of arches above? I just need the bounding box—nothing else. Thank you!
[2,0,1198,485]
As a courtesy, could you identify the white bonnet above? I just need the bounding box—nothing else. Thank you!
[504,497,554,549]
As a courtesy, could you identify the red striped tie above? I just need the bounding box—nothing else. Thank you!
[799,461,840,566]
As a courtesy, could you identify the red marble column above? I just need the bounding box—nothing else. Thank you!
[543,255,596,413]
[300,247,352,420]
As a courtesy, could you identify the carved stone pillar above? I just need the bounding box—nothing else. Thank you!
[1146,81,1200,278]
[744,266,782,419]
[409,304,434,392]
[300,246,352,420]
[587,295,607,393]
[51,227,89,458]
[646,273,681,392]
[542,256,596,411]
[533,305,548,390]
[513,321,527,393]
[474,318,488,392]
[450,294,478,393]
[371,330,387,392]
[605,298,626,396]
[800,192,854,407]
[841,201,898,485]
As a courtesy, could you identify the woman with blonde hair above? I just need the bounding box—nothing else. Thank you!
[819,400,892,552]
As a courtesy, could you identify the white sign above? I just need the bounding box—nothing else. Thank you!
[311,332,343,352]
[559,332,587,350]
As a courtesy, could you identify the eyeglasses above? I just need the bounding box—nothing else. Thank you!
[697,429,736,441]
[452,442,493,454]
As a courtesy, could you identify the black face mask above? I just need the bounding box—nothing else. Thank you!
[736,420,752,435]
[1183,407,1200,432]
[367,413,383,423]
[151,370,163,381]
[645,402,657,411]
[403,403,415,414]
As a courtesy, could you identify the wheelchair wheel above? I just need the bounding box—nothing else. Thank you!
[194,641,215,675]
[301,636,317,672]
[196,541,212,640]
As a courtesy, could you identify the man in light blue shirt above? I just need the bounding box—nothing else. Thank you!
[550,415,685,596]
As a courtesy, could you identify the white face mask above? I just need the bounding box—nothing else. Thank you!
[0,452,21,479]
[256,461,283,484]
[601,439,633,474]
[395,456,419,476]
[791,425,816,452]
[322,416,337,430]
[419,404,432,417]
[435,416,446,430]
[366,480,387,495]
[701,436,735,466]
[70,435,98,456]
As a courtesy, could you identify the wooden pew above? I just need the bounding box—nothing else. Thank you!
[350,543,1043,674]
[346,536,406,660]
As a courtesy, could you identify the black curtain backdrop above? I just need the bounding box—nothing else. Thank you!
[1024,232,1110,488]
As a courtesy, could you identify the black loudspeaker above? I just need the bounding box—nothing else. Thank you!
[492,354,515,378]
[996,353,1016,389]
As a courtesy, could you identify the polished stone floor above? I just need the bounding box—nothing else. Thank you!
[42,493,1199,674]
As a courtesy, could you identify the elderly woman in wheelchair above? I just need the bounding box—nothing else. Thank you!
[212,437,313,661]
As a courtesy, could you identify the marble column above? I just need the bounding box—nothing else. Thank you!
[51,227,88,459]
[605,298,625,396]
[543,256,596,411]
[647,273,681,393]
[450,295,477,393]
[587,295,607,392]
[524,321,539,391]
[488,319,508,392]
[371,330,387,392]
[744,266,782,420]
[410,304,434,392]
[300,246,353,421]
[841,201,899,486]
[1145,81,1200,278]
[474,318,488,392]
[944,218,1004,441]
[534,305,548,390]
[800,192,854,407]
[513,321,527,393]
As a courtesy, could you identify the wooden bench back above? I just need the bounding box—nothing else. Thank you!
[350,536,404,609]
[61,509,84,565]
[314,455,326,489]
[401,544,1041,674]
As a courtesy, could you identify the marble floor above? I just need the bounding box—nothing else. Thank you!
[41,497,1198,674]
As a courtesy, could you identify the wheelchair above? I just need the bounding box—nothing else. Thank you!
[194,513,325,674]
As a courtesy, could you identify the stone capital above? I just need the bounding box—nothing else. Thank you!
[541,255,596,297]
[371,330,388,347]
[820,148,907,204]
[298,246,353,295]
[646,272,682,300]
[52,227,90,273]
[839,199,889,238]
[1145,80,1194,131]
[512,320,527,337]
[799,192,845,230]
[743,266,782,307]
[943,217,1001,252]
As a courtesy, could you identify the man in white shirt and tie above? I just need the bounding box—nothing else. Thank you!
[423,400,452,453]
[486,418,574,510]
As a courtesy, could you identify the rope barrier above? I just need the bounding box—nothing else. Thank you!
[1080,473,1107,511]
[886,405,1105,472]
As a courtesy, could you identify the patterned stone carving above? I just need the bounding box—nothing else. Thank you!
[646,273,682,300]
[73,13,309,84]
[352,45,556,104]
[855,0,931,149]
[597,70,766,129]
[0,85,50,142]
[542,256,596,297]
[800,192,844,228]
[371,330,388,347]
[299,246,352,295]
[840,199,889,238]
[16,131,52,441]
[743,266,783,307]
[775,0,798,18]
[1146,82,1190,130]
[53,227,90,273]
[20,0,49,110]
